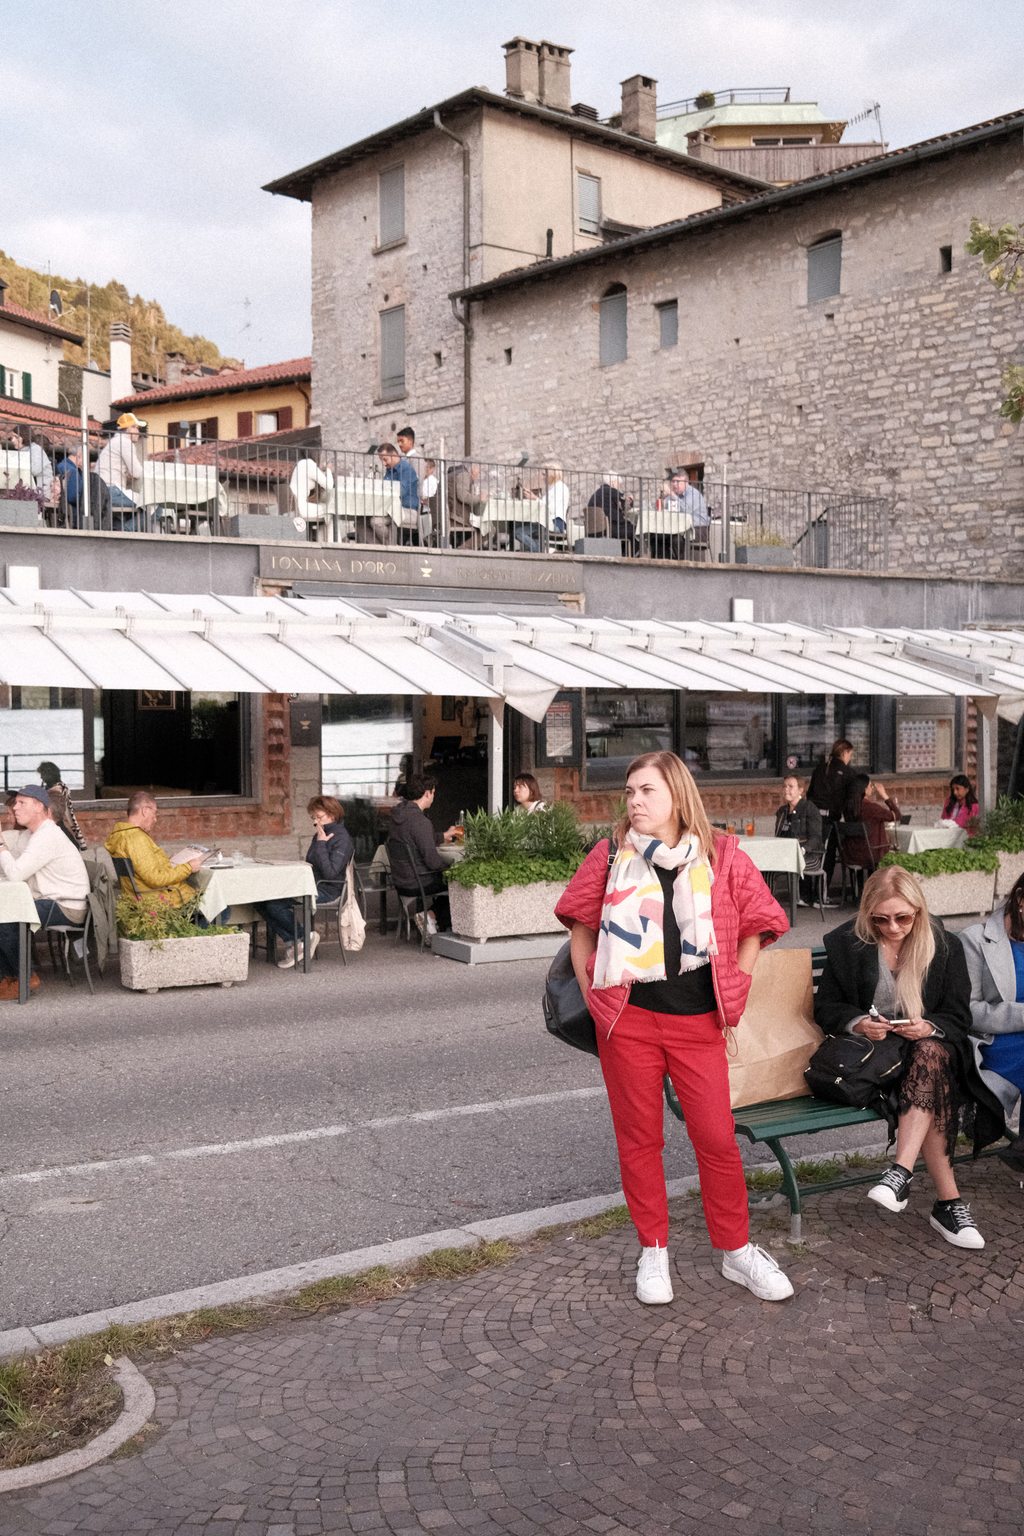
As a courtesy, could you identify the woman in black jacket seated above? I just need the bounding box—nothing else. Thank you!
[814,864,1006,1250]
[774,773,827,906]
[255,795,354,968]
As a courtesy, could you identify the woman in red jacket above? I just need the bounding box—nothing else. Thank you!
[555,751,794,1307]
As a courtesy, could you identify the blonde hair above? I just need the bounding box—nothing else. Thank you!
[854,865,935,1019]
[615,751,716,864]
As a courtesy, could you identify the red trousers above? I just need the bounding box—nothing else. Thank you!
[591,995,749,1250]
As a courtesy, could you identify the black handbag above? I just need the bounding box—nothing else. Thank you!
[804,1031,909,1141]
[542,845,615,1057]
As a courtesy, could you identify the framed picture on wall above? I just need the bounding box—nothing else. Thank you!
[137,690,176,711]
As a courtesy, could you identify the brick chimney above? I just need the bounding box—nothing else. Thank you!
[109,322,133,404]
[686,130,718,162]
[503,37,540,104]
[621,75,657,140]
[537,41,573,112]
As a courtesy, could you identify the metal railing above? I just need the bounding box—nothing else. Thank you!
[321,750,405,799]
[657,87,793,117]
[0,417,890,570]
[2,752,86,790]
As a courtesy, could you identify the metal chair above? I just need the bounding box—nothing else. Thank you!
[43,905,96,994]
[111,856,141,897]
[308,865,361,967]
[385,838,437,951]
[836,821,876,907]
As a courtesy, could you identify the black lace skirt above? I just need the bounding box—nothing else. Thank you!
[897,1038,961,1160]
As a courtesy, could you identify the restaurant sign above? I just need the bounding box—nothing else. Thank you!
[259,547,581,594]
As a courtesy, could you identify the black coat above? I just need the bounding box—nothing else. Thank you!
[808,757,853,822]
[774,796,823,857]
[305,821,354,900]
[815,918,1007,1154]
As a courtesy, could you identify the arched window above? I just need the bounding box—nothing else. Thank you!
[599,283,627,366]
[807,231,842,303]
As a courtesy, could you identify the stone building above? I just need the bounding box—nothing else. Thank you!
[453,109,1024,578]
[263,38,765,457]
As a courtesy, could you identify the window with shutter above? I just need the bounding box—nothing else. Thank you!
[21,371,31,401]
[0,366,5,396]
[277,406,292,431]
[379,165,405,245]
[807,233,842,303]
[380,305,406,398]
[237,410,253,437]
[203,416,218,440]
[599,286,627,367]
[255,411,279,435]
[657,301,678,350]
[578,174,600,236]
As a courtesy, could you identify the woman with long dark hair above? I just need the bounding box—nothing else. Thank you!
[815,865,1006,1247]
[941,775,978,828]
[842,772,899,873]
[555,751,794,1306]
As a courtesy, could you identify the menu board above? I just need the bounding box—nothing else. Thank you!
[544,700,574,760]
[897,716,953,772]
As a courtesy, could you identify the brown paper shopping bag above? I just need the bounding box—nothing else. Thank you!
[728,947,824,1110]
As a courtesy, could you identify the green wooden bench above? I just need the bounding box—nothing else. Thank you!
[664,945,999,1239]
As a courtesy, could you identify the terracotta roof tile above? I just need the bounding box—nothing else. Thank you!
[114,356,311,408]
[0,398,102,443]
[0,297,84,345]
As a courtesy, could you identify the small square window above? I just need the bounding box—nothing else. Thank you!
[940,245,953,273]
[657,301,678,349]
[255,412,279,435]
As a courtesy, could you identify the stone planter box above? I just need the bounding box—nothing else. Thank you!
[448,880,568,942]
[995,850,1024,899]
[119,933,249,993]
[914,869,996,917]
[735,545,794,566]
[0,500,42,527]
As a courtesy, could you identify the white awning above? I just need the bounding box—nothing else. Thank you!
[0,591,1008,717]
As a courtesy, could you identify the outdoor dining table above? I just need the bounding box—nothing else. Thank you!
[0,881,41,1004]
[193,861,319,973]
[366,843,464,933]
[891,825,966,855]
[739,836,806,926]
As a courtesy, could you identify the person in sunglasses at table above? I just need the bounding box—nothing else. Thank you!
[814,864,1006,1249]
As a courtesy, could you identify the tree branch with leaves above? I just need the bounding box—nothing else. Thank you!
[965,217,1024,424]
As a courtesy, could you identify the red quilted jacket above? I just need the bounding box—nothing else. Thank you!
[554,834,789,1030]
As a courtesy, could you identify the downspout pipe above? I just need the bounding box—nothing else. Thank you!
[433,110,472,455]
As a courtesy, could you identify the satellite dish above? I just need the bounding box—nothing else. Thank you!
[49,289,63,316]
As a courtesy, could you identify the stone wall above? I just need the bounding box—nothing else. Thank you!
[467,134,1024,577]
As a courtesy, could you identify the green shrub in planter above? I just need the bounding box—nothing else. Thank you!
[116,891,237,942]
[974,794,1024,857]
[447,801,586,893]
[879,846,999,878]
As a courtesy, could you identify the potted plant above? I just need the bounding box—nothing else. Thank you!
[445,802,586,942]
[0,479,44,527]
[117,892,248,993]
[973,796,1024,897]
[879,846,998,917]
[695,90,716,110]
[734,528,795,566]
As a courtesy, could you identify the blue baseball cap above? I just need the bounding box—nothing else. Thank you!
[17,784,50,808]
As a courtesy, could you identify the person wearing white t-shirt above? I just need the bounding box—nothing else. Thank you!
[0,784,90,999]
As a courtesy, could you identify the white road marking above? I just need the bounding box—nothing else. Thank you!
[0,1087,606,1187]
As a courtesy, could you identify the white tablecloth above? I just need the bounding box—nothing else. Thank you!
[739,837,806,876]
[194,862,318,922]
[367,844,463,878]
[893,826,966,855]
[0,881,42,928]
[142,463,221,507]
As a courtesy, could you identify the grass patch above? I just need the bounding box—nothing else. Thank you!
[744,1149,889,1194]
[292,1241,517,1314]
[572,1205,632,1239]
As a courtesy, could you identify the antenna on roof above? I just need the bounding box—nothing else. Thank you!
[49,289,62,317]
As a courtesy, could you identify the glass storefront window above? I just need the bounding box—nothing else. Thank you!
[684,693,774,775]
[95,691,243,798]
[585,690,674,787]
[784,695,827,775]
[0,685,85,789]
[321,694,412,799]
[836,698,871,769]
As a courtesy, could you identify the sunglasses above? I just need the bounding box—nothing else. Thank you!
[872,912,916,928]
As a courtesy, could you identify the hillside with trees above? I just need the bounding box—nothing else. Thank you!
[0,251,241,380]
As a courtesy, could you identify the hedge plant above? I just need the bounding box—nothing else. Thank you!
[879,846,999,878]
[447,801,586,893]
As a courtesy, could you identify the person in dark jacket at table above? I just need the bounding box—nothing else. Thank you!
[808,737,854,888]
[815,865,1006,1249]
[254,795,354,970]
[774,773,828,906]
[387,773,459,934]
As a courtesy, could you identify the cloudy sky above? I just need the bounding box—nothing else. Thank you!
[3,0,1020,367]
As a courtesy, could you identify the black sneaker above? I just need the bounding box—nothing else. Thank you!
[930,1199,985,1249]
[867,1164,914,1212]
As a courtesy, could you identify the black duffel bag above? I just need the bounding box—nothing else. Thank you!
[804,1031,909,1141]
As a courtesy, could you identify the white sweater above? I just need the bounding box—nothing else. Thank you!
[0,820,90,918]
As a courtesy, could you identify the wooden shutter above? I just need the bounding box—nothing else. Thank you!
[277,406,292,431]
[380,305,406,398]
[237,410,253,437]
[203,416,218,440]
[807,237,842,303]
[21,371,31,401]
[599,289,627,366]
[167,422,180,448]
[379,165,405,245]
[578,174,600,235]
[658,302,678,350]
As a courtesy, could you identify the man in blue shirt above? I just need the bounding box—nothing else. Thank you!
[376,442,420,544]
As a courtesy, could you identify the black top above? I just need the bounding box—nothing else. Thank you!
[774,796,824,856]
[808,757,853,822]
[629,864,717,1015]
[304,821,355,900]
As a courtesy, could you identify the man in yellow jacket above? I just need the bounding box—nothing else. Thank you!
[105,791,204,906]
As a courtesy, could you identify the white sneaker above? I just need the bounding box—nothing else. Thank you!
[636,1244,673,1304]
[308,931,320,961]
[425,912,438,936]
[277,944,297,969]
[721,1243,794,1301]
[412,912,426,937]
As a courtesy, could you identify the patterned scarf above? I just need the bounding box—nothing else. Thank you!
[592,829,717,989]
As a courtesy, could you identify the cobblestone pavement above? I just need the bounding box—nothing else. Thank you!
[3,1160,1023,1536]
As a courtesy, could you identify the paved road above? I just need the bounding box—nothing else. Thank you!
[3,1159,1023,1535]
[1,914,885,1333]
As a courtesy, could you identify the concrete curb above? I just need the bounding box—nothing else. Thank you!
[0,1357,156,1492]
[0,1140,891,1365]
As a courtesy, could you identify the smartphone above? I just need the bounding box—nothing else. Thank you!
[887,1018,911,1028]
